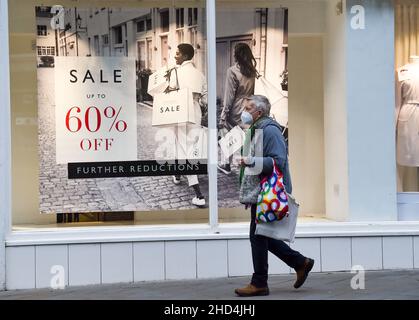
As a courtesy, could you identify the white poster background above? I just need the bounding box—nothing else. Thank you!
[54,57,137,164]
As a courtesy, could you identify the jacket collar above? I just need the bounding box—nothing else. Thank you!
[180,60,193,67]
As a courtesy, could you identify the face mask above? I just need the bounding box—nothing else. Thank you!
[241,111,254,125]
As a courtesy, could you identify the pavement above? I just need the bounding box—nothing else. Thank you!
[1,270,419,300]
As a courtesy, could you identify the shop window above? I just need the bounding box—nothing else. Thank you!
[9,2,209,229]
[215,3,327,223]
[394,0,419,222]
[8,0,377,230]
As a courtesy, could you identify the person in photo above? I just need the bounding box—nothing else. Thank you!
[168,43,208,207]
[218,42,257,175]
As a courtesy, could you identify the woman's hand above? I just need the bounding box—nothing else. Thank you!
[237,157,247,167]
[237,156,254,167]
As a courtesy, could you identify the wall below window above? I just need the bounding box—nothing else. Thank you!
[5,232,419,290]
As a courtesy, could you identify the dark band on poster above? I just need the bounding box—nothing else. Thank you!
[68,160,208,179]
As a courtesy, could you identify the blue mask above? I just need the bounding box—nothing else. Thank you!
[241,111,253,125]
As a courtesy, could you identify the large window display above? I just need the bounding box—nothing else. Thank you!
[217,1,326,223]
[9,0,405,229]
[395,1,419,194]
[11,0,210,228]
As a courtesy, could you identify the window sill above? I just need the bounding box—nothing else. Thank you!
[6,220,419,247]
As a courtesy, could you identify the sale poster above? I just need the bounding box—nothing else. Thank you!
[36,6,210,214]
[54,56,137,164]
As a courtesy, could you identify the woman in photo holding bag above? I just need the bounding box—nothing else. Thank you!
[168,43,208,207]
[218,43,257,175]
[234,95,314,297]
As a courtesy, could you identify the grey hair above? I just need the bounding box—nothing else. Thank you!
[246,95,271,116]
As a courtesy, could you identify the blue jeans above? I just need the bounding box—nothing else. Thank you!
[250,204,306,288]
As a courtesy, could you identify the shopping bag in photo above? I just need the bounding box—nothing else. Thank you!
[218,125,245,158]
[147,66,169,96]
[188,126,208,161]
[152,88,195,126]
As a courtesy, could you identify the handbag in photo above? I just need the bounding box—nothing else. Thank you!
[255,192,299,243]
[152,88,195,126]
[147,66,170,97]
[187,126,208,160]
[218,125,245,158]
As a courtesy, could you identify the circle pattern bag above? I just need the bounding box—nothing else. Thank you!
[256,159,289,223]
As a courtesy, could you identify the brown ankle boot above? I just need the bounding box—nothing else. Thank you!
[294,258,315,289]
[234,284,269,297]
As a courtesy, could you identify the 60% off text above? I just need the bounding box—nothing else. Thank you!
[65,106,127,152]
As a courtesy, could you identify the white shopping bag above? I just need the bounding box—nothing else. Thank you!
[255,193,299,243]
[255,76,288,127]
[147,66,169,96]
[218,125,245,159]
[152,88,195,126]
[188,126,208,161]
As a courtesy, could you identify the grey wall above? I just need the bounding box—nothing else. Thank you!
[346,0,397,221]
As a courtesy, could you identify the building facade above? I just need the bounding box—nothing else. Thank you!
[1,0,419,291]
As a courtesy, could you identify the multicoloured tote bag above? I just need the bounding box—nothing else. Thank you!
[256,159,289,223]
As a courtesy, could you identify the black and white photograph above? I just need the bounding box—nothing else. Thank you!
[215,7,289,208]
[36,6,211,214]
[36,5,289,215]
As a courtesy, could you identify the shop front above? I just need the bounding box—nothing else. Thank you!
[1,0,419,291]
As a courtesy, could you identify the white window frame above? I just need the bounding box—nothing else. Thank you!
[0,0,12,290]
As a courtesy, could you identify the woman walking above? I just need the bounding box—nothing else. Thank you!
[235,95,314,297]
